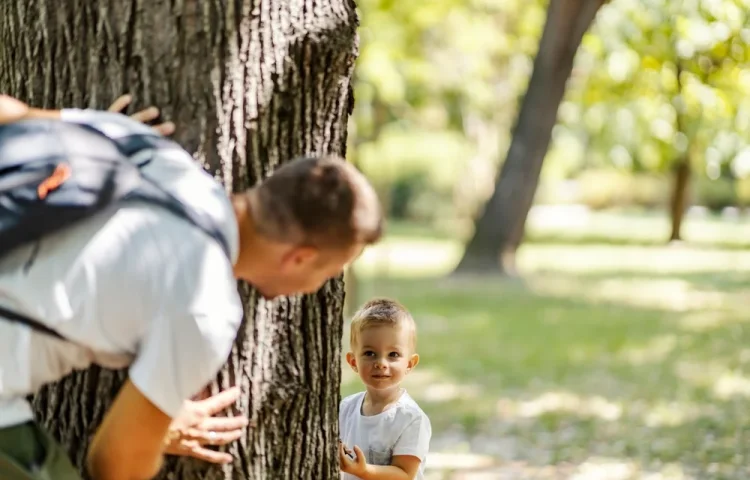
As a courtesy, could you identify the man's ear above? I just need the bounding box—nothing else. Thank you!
[407,353,420,372]
[345,352,358,372]
[282,245,318,269]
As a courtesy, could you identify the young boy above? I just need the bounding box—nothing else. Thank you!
[339,298,431,480]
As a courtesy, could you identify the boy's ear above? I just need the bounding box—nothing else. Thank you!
[345,352,358,372]
[407,353,419,372]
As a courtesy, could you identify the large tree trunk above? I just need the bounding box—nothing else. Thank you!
[0,1,357,478]
[453,0,605,276]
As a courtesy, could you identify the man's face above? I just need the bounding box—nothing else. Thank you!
[253,242,365,299]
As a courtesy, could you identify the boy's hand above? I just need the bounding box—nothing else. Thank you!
[339,442,367,477]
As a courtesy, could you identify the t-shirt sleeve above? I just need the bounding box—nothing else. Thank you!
[128,241,243,418]
[392,412,432,462]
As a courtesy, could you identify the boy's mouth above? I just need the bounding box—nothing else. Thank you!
[371,374,390,379]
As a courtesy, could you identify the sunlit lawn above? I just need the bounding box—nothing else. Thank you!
[341,211,750,479]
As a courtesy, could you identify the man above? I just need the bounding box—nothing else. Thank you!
[0,94,383,479]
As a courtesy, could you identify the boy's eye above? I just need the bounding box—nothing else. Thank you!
[389,352,400,358]
[363,351,375,357]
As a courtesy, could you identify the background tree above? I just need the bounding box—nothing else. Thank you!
[454,0,607,276]
[0,0,358,478]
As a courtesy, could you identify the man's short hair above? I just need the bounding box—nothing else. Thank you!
[350,298,416,350]
[251,155,383,249]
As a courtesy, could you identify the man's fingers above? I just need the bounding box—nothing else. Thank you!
[187,446,234,464]
[108,94,132,113]
[153,121,175,136]
[200,429,243,446]
[200,386,242,415]
[202,415,249,432]
[183,427,242,446]
[130,106,160,123]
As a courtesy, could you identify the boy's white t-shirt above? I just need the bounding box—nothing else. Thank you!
[339,390,431,480]
[0,110,243,428]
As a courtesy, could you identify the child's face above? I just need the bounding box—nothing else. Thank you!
[347,324,419,392]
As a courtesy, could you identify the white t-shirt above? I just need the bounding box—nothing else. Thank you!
[339,391,431,480]
[0,110,243,428]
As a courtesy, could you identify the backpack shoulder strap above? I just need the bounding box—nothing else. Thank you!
[61,110,233,259]
[0,304,65,340]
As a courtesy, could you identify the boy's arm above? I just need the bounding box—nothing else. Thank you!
[360,456,422,480]
[340,445,421,480]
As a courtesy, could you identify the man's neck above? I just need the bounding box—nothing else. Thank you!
[231,192,257,275]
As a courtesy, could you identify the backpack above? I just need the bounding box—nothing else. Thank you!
[0,116,231,340]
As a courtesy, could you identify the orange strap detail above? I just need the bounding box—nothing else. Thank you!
[37,163,71,199]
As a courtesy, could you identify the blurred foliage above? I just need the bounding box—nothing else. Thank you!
[350,0,750,223]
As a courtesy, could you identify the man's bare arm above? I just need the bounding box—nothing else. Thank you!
[0,95,61,123]
[87,379,172,480]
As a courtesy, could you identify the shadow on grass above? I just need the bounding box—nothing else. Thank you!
[342,274,750,478]
[524,233,750,251]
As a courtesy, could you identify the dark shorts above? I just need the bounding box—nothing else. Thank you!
[0,421,81,480]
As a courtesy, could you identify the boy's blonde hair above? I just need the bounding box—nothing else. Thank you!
[350,298,417,350]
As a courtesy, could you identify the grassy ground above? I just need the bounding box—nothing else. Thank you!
[340,211,750,479]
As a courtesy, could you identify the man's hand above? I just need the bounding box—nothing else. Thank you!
[164,386,249,464]
[339,442,367,477]
[107,93,175,136]
[0,93,177,136]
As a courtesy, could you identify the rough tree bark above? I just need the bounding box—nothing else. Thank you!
[0,0,358,478]
[453,0,605,276]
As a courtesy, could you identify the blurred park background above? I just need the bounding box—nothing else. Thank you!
[339,0,750,478]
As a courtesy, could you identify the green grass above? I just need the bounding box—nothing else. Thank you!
[341,214,750,478]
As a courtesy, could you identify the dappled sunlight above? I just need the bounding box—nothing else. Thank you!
[353,236,750,282]
[426,457,695,479]
[496,391,623,422]
[712,371,750,400]
[528,275,734,313]
[405,369,483,403]
[519,245,750,276]
[641,401,708,428]
[570,457,637,480]
[619,335,678,366]
[341,364,484,405]
[425,452,496,471]
[354,238,461,278]
[570,457,693,480]
[678,310,740,332]
[674,360,727,387]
